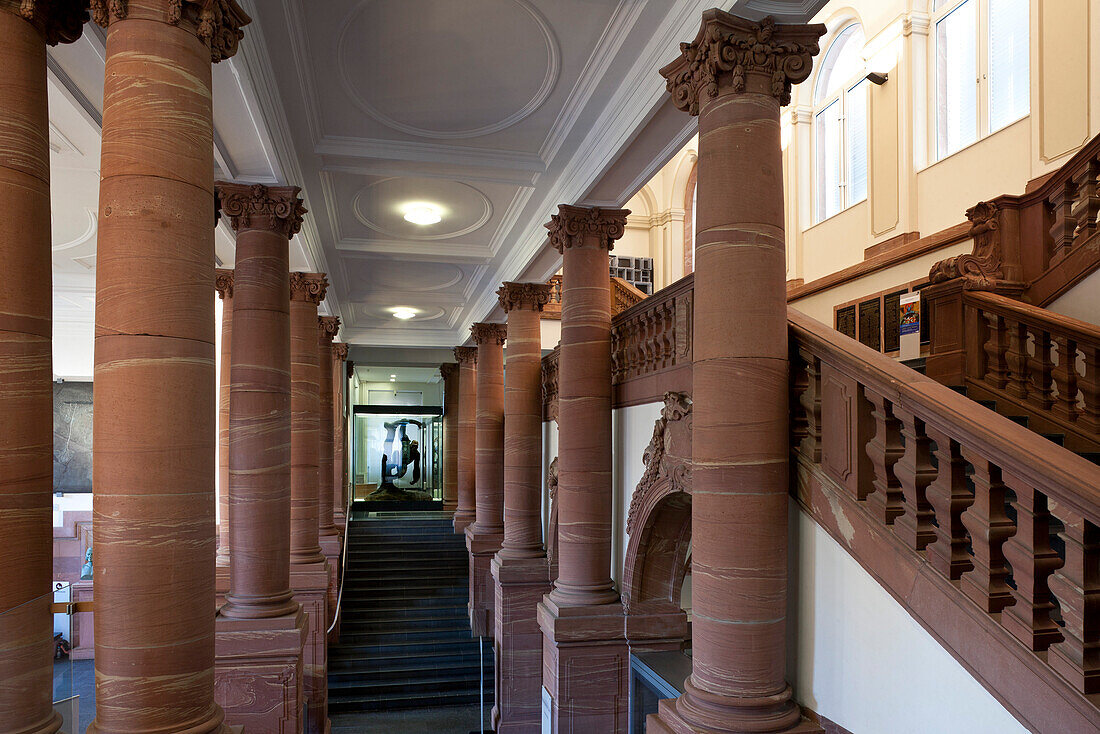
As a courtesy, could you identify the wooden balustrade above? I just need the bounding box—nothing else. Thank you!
[539,273,647,321]
[790,306,1100,702]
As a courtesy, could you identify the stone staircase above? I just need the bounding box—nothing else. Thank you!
[328,512,493,714]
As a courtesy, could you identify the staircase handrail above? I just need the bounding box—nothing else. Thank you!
[326,483,354,635]
[964,289,1100,347]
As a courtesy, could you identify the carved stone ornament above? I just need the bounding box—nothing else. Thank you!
[214,268,233,300]
[289,271,328,305]
[318,315,340,342]
[546,456,559,565]
[470,322,507,346]
[454,346,478,365]
[660,12,825,115]
[497,281,552,313]
[928,200,1023,291]
[545,204,630,253]
[626,392,693,535]
[3,0,88,45]
[90,0,250,63]
[439,362,457,380]
[215,182,307,239]
[332,342,349,362]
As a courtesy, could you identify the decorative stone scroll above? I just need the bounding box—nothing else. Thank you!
[659,12,824,114]
[545,204,629,253]
[289,271,328,304]
[626,392,693,535]
[454,345,477,365]
[318,315,340,340]
[90,0,250,62]
[929,200,1026,292]
[332,342,348,361]
[470,321,507,345]
[214,268,234,300]
[541,347,558,421]
[440,362,457,381]
[497,281,552,313]
[5,0,89,45]
[216,182,307,238]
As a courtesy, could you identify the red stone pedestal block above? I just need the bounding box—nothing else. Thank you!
[623,601,689,653]
[467,531,504,637]
[491,556,552,733]
[537,597,629,734]
[215,608,307,734]
[291,561,331,734]
[453,346,478,533]
[70,580,95,661]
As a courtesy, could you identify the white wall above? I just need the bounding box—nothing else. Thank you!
[359,380,442,406]
[612,402,662,589]
[1047,268,1100,326]
[788,502,1026,734]
[542,419,558,547]
[540,319,561,351]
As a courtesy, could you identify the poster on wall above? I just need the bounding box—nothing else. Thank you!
[899,292,920,361]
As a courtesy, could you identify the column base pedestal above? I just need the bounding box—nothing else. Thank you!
[453,511,475,535]
[465,527,503,637]
[214,606,307,734]
[491,554,552,733]
[624,600,689,653]
[333,509,347,535]
[319,532,342,643]
[536,594,629,734]
[291,561,332,734]
[647,695,823,734]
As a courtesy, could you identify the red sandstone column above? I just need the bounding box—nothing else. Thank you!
[453,346,478,532]
[537,205,629,734]
[441,362,460,515]
[318,315,342,621]
[650,13,824,734]
[332,342,350,528]
[492,282,553,732]
[90,3,248,732]
[0,4,84,733]
[466,322,507,637]
[215,269,234,566]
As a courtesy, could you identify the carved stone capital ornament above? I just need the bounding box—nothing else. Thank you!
[545,204,630,253]
[659,12,825,114]
[439,362,458,380]
[216,182,307,239]
[470,322,507,346]
[454,346,478,365]
[89,0,250,62]
[214,268,234,300]
[497,281,552,313]
[332,342,348,362]
[289,271,328,304]
[1,0,88,45]
[318,315,340,343]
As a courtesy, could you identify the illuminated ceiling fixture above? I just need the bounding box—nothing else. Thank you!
[392,307,417,320]
[402,203,442,226]
[389,374,396,378]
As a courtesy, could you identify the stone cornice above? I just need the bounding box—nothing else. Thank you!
[317,315,340,343]
[454,346,477,365]
[289,271,328,305]
[216,182,306,238]
[660,12,825,115]
[1,0,88,45]
[214,268,233,299]
[470,322,507,346]
[497,281,552,313]
[89,0,250,62]
[545,204,630,253]
[332,342,348,361]
[440,362,458,380]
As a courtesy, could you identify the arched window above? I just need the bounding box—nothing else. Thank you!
[934,0,1029,159]
[814,24,868,222]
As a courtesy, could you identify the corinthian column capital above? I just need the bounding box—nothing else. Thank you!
[332,342,349,362]
[290,271,328,304]
[214,268,233,299]
[497,281,552,313]
[216,181,307,238]
[1,0,88,45]
[660,12,825,114]
[470,321,507,346]
[545,205,629,253]
[318,315,340,343]
[89,0,250,62]
[454,346,478,365]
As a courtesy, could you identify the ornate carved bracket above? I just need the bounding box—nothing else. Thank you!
[626,392,693,535]
[470,321,507,346]
[214,268,233,300]
[929,200,1026,293]
[289,271,328,305]
[498,281,552,313]
[216,182,306,239]
[545,204,630,253]
[660,12,825,115]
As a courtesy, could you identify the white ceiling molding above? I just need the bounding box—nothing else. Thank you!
[51,208,97,252]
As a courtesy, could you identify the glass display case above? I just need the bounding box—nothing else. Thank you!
[351,407,443,501]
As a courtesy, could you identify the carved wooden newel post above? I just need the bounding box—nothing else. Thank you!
[652,12,824,734]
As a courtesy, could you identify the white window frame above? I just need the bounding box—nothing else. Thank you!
[932,0,1030,162]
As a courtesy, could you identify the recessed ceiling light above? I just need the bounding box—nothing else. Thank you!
[392,307,417,320]
[402,203,442,226]
[390,374,396,379]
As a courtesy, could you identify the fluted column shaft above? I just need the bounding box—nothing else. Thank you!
[471,323,506,535]
[653,12,824,734]
[453,347,478,532]
[441,363,460,514]
[91,3,249,732]
[0,4,84,733]
[219,182,305,622]
[216,270,233,566]
[290,274,327,564]
[318,316,339,537]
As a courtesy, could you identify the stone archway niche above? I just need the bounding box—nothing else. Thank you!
[622,391,693,652]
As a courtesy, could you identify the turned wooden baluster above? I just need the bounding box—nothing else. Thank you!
[982,311,1009,391]
[1004,318,1030,401]
[892,409,937,550]
[1069,159,1100,246]
[1046,509,1100,693]
[865,392,904,525]
[959,451,1016,613]
[1027,329,1054,412]
[925,427,974,580]
[1001,472,1063,651]
[1051,335,1079,424]
[1078,343,1100,434]
[1048,179,1079,265]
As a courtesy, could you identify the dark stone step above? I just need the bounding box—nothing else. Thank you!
[330,637,483,659]
[328,689,491,713]
[329,673,492,699]
[338,626,474,645]
[342,614,468,632]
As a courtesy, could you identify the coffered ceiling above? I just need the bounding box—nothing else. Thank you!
[47,0,828,376]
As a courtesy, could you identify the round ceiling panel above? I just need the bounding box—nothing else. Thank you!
[338,0,559,139]
[359,304,448,323]
[353,177,492,240]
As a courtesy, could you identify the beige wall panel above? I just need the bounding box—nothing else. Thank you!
[1039,0,1090,163]
[801,201,870,282]
[871,75,900,237]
